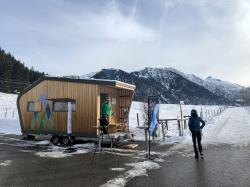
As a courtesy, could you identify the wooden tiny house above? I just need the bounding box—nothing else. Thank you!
[17,77,136,142]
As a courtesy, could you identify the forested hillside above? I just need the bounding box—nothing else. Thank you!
[0,47,44,93]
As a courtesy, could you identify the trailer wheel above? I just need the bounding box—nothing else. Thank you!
[70,136,76,144]
[51,135,60,145]
[23,135,36,140]
[61,136,72,147]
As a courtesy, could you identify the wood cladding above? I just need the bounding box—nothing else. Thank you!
[18,79,134,137]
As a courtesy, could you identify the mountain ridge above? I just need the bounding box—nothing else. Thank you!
[81,67,238,105]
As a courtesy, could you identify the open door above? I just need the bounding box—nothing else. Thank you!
[100,93,108,117]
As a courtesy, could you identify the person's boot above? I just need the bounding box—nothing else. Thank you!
[200,152,204,159]
[195,154,199,159]
[195,151,199,159]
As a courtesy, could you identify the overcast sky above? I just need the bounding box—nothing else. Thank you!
[0,0,250,86]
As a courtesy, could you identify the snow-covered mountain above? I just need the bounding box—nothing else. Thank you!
[142,67,243,101]
[185,75,243,100]
[83,67,234,105]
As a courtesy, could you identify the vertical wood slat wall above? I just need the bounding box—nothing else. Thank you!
[19,80,98,136]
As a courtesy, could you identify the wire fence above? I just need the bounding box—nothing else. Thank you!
[0,105,18,119]
[159,106,229,140]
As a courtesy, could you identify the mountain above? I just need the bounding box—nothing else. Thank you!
[241,87,250,105]
[185,75,243,100]
[88,68,232,105]
[0,47,45,93]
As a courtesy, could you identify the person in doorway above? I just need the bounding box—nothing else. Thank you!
[100,98,111,134]
[188,109,206,159]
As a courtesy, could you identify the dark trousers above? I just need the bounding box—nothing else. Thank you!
[192,131,203,155]
[99,116,109,134]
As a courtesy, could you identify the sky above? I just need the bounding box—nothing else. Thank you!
[0,0,250,86]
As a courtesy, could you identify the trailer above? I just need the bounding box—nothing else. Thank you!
[17,77,136,145]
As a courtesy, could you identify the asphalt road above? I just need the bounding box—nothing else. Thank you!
[0,134,138,187]
[128,144,250,187]
[1,106,250,187]
[0,134,250,187]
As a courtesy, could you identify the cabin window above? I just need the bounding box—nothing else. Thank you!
[111,97,116,105]
[27,101,41,112]
[53,101,76,112]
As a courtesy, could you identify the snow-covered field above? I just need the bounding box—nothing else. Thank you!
[0,92,20,135]
[0,92,224,140]
[129,102,225,142]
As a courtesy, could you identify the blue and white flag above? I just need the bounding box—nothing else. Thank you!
[148,96,159,137]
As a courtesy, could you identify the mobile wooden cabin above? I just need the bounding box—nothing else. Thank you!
[17,77,136,145]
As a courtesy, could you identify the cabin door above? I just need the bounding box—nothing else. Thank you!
[100,93,108,117]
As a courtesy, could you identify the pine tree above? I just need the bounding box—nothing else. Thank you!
[0,47,44,93]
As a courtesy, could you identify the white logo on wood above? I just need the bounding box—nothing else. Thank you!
[67,102,72,134]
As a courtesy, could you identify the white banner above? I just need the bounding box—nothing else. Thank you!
[67,102,72,134]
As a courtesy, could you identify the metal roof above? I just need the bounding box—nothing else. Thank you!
[20,76,136,97]
[43,76,136,90]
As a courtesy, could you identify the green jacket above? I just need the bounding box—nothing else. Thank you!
[101,103,111,116]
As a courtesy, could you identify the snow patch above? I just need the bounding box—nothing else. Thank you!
[101,161,160,187]
[0,118,21,135]
[34,140,51,145]
[111,168,126,172]
[35,143,94,158]
[0,160,12,167]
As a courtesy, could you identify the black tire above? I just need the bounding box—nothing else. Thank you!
[70,136,76,144]
[24,134,36,140]
[61,136,72,147]
[50,135,60,145]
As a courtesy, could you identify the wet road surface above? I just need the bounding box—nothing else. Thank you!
[1,107,250,187]
[128,144,250,187]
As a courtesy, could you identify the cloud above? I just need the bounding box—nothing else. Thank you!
[0,0,249,86]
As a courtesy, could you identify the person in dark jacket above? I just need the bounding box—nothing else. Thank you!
[188,109,206,159]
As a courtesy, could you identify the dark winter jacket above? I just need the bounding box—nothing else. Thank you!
[188,115,205,133]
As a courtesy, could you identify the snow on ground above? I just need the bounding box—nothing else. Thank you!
[0,160,12,167]
[110,168,126,172]
[129,101,225,142]
[202,107,250,146]
[0,92,224,142]
[0,92,20,135]
[101,161,161,187]
[0,119,21,135]
[33,143,95,158]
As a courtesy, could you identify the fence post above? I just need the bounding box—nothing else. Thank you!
[5,108,7,118]
[184,119,187,129]
[161,122,165,140]
[144,127,149,158]
[200,108,203,119]
[181,119,184,136]
[177,119,182,136]
[136,113,140,127]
